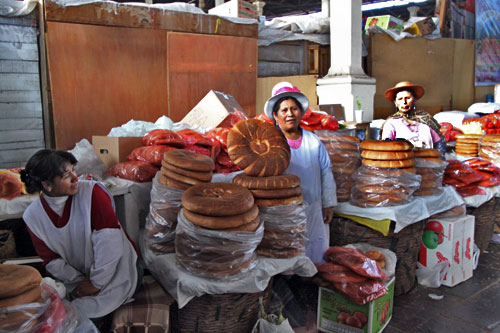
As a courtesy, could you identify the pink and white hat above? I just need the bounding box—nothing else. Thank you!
[264,81,309,120]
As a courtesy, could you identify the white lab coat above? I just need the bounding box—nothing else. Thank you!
[284,129,336,263]
[23,181,138,319]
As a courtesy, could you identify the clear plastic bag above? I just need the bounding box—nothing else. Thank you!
[175,209,264,280]
[350,165,421,207]
[0,283,98,333]
[416,261,450,288]
[414,158,447,196]
[144,173,184,255]
[256,204,307,258]
[323,246,387,280]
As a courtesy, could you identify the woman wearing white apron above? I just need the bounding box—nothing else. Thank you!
[21,149,139,320]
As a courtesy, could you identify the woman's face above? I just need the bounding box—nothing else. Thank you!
[273,98,302,133]
[394,90,415,113]
[43,162,79,197]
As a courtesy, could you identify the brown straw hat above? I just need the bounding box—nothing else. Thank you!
[384,81,425,102]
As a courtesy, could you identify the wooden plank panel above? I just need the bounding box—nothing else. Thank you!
[167,32,257,120]
[0,139,44,151]
[45,0,258,38]
[0,91,41,103]
[0,25,37,43]
[0,118,42,131]
[0,129,44,143]
[452,39,475,111]
[0,73,40,91]
[0,60,39,73]
[0,41,38,61]
[369,34,455,119]
[0,102,42,117]
[0,147,42,166]
[46,22,168,149]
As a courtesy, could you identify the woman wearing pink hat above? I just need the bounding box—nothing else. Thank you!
[381,81,446,155]
[264,82,336,264]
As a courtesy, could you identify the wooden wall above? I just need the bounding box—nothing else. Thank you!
[0,14,45,168]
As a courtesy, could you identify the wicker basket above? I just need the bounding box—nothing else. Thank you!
[330,215,424,296]
[170,281,271,333]
[467,197,498,253]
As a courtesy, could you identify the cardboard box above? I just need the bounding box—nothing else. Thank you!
[365,15,403,31]
[419,215,475,287]
[404,17,437,36]
[181,90,246,130]
[92,136,143,168]
[208,0,258,19]
[317,277,395,333]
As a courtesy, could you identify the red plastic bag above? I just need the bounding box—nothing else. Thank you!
[316,263,367,283]
[255,113,274,124]
[108,161,159,182]
[206,127,230,149]
[320,114,339,131]
[218,110,248,128]
[456,184,486,197]
[184,144,211,157]
[323,246,387,280]
[332,280,388,305]
[0,171,23,199]
[176,129,212,147]
[142,129,186,147]
[128,145,177,166]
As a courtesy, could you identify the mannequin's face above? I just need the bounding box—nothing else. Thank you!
[394,90,415,113]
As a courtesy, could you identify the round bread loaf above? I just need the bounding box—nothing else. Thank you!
[0,285,42,308]
[361,150,414,160]
[250,186,302,199]
[360,140,413,151]
[161,160,213,181]
[479,140,500,147]
[356,184,410,194]
[232,173,300,190]
[413,149,441,158]
[257,246,302,259]
[0,264,42,298]
[182,182,254,216]
[455,134,482,139]
[482,134,500,142]
[183,204,259,229]
[456,138,480,144]
[197,215,261,232]
[328,149,360,159]
[362,158,416,168]
[420,157,445,163]
[159,173,191,190]
[420,179,441,188]
[227,119,291,177]
[163,149,214,172]
[319,135,361,143]
[356,192,408,203]
[414,187,443,196]
[360,165,417,177]
[163,169,205,186]
[455,142,478,150]
[255,195,304,207]
[323,141,359,151]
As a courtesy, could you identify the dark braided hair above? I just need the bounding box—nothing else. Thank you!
[20,149,78,194]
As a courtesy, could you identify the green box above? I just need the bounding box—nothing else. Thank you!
[365,15,403,31]
[317,277,395,333]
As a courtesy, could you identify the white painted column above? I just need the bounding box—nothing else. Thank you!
[215,0,224,6]
[316,0,376,122]
[254,1,266,16]
[321,0,330,17]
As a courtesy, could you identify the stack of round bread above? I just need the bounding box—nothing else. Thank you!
[455,134,481,157]
[0,264,43,330]
[413,149,446,196]
[176,182,262,278]
[159,149,214,190]
[479,134,500,164]
[350,140,419,207]
[317,133,361,202]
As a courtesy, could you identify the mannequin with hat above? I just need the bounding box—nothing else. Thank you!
[264,82,336,263]
[381,81,446,155]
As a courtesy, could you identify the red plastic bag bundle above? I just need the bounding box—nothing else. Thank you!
[323,246,387,280]
[205,127,230,150]
[332,280,388,305]
[0,170,24,199]
[214,151,240,174]
[255,113,274,124]
[108,161,159,182]
[218,110,248,128]
[462,158,500,187]
[128,145,177,166]
[300,110,339,132]
[184,144,211,157]
[142,129,186,147]
[176,129,212,147]
[443,160,489,197]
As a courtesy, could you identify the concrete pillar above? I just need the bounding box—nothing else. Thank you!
[321,0,330,17]
[316,0,376,122]
[215,0,224,6]
[254,1,266,16]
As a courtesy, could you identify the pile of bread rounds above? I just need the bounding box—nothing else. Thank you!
[413,148,446,196]
[455,134,481,157]
[350,140,420,207]
[176,182,261,277]
[0,264,43,330]
[479,134,500,164]
[317,133,361,202]
[159,149,214,190]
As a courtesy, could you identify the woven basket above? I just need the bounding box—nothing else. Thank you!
[330,215,424,296]
[170,281,271,333]
[467,197,497,253]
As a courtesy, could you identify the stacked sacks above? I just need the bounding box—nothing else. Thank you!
[455,134,481,157]
[413,149,447,196]
[350,140,421,207]
[316,130,361,202]
[144,149,214,254]
[479,134,500,164]
[176,183,262,278]
[228,118,306,258]
[0,264,43,330]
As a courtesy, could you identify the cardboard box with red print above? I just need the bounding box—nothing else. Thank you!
[419,215,475,287]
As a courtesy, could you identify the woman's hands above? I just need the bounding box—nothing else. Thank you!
[323,207,334,224]
[74,279,100,298]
